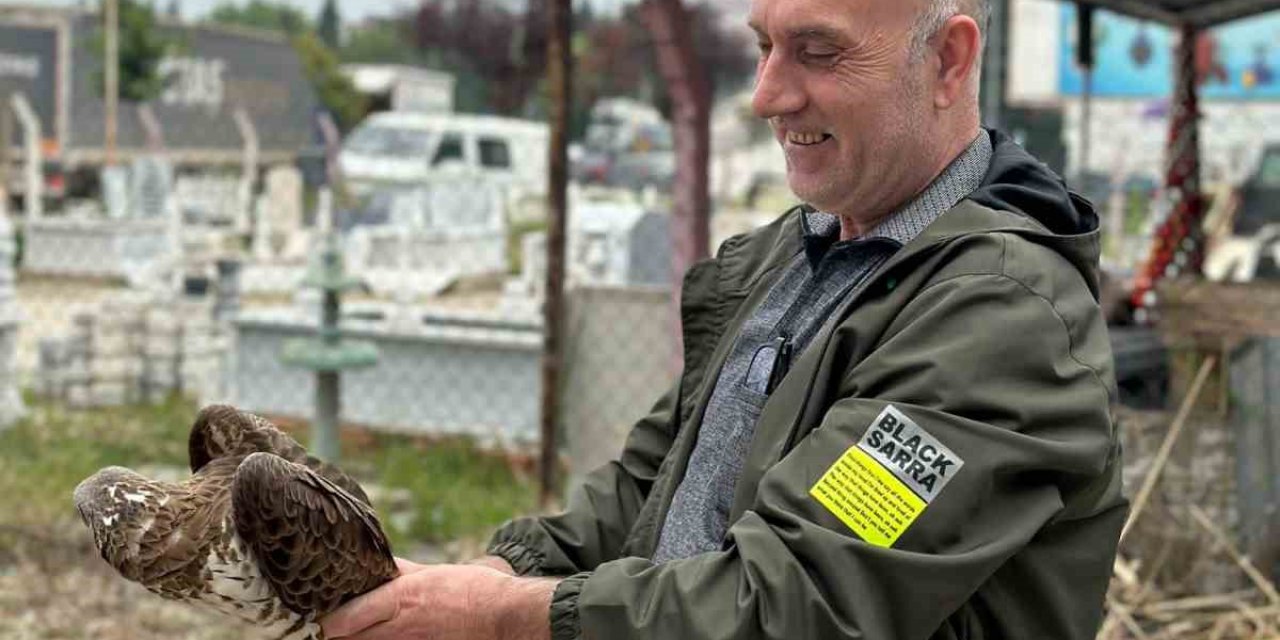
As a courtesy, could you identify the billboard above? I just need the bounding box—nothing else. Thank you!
[0,22,59,147]
[66,15,320,154]
[1059,5,1280,99]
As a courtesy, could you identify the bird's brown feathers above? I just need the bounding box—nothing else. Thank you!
[233,452,396,616]
[75,405,396,631]
[188,405,372,504]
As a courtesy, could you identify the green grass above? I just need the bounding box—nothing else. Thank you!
[0,394,195,534]
[0,395,539,554]
[371,436,539,547]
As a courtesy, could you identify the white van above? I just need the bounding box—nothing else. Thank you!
[339,112,549,199]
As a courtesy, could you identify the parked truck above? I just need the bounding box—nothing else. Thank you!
[0,5,320,203]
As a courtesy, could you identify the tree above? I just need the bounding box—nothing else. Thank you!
[601,3,752,116]
[293,31,367,131]
[317,0,341,49]
[207,0,310,36]
[413,0,549,116]
[94,0,175,103]
[342,15,425,65]
[208,2,364,131]
[640,0,712,341]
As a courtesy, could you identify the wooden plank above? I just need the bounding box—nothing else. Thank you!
[1158,280,1280,341]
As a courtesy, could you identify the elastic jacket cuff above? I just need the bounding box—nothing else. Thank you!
[550,572,591,640]
[485,538,546,577]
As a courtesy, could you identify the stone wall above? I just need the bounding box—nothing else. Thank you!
[37,293,228,407]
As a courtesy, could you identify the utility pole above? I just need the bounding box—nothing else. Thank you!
[539,0,571,507]
[104,0,119,165]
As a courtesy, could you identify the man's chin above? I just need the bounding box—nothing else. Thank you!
[786,174,836,210]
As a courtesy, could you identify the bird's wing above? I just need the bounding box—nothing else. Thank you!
[231,452,397,617]
[133,459,236,591]
[189,405,372,504]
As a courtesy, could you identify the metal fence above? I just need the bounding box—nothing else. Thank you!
[7,148,685,478]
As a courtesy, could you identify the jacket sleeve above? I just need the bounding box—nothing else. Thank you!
[487,380,681,576]
[550,271,1121,640]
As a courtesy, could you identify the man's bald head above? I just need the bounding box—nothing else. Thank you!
[910,0,990,60]
[749,0,986,231]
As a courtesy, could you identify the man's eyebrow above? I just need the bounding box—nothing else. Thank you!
[788,25,848,43]
[746,21,847,43]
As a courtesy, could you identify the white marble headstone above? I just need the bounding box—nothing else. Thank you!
[101,166,130,219]
[130,157,174,220]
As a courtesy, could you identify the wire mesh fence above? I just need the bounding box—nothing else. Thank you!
[0,139,691,635]
[9,149,681,458]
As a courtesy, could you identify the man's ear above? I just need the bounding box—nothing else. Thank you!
[931,15,982,109]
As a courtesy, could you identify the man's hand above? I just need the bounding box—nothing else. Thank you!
[321,558,558,640]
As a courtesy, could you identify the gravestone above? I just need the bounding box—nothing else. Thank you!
[251,195,273,262]
[426,180,504,233]
[263,165,306,259]
[0,212,22,429]
[175,174,241,225]
[101,166,130,219]
[130,157,174,220]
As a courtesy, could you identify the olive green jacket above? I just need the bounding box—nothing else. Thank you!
[489,132,1126,639]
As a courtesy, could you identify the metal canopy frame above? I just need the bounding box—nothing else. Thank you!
[1065,0,1279,318]
[1072,0,1280,28]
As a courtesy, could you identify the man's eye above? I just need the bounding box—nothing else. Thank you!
[801,50,838,64]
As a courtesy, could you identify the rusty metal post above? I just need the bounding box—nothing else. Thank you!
[104,0,119,166]
[136,104,165,153]
[0,90,10,215]
[1132,23,1204,321]
[540,0,572,506]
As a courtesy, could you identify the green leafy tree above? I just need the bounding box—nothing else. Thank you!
[293,30,367,131]
[207,0,310,35]
[208,2,364,131]
[317,0,341,49]
[413,0,549,116]
[94,0,176,102]
[341,17,425,65]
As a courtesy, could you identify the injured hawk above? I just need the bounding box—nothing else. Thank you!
[73,405,397,640]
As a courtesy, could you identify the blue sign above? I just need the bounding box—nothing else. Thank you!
[1059,6,1280,98]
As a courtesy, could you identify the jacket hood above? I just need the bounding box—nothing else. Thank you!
[965,129,1103,295]
[968,129,1098,236]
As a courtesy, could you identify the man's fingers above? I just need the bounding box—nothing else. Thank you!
[319,581,401,639]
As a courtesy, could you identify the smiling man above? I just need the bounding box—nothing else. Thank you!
[321,0,1126,638]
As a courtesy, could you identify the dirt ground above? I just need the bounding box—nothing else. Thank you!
[0,524,483,640]
[0,529,260,640]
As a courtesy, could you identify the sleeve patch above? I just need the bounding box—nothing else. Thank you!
[809,405,964,547]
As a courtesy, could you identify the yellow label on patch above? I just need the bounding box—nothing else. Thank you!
[810,446,926,547]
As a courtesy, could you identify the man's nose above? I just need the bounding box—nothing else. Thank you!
[752,54,805,120]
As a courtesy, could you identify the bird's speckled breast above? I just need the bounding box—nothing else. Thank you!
[192,517,319,640]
